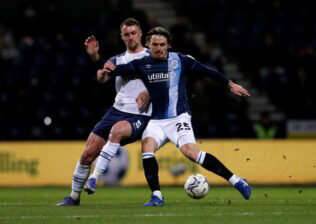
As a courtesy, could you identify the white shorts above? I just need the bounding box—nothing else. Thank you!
[142,113,196,148]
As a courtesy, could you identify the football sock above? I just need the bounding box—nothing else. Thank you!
[91,141,120,179]
[229,174,241,186]
[196,152,233,181]
[142,152,161,192]
[71,161,90,200]
[153,190,163,200]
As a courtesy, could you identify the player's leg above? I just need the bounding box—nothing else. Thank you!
[56,132,105,206]
[181,143,234,180]
[92,120,132,178]
[168,113,251,200]
[142,120,167,206]
[85,113,150,194]
[85,120,132,194]
[180,143,252,200]
[57,107,118,205]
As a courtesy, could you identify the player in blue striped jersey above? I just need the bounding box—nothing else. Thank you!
[105,27,252,206]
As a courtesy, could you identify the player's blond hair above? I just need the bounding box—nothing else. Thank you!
[120,18,141,30]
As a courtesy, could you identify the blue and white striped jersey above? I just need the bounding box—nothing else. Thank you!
[113,52,229,119]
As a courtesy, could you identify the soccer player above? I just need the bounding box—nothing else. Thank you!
[56,18,152,206]
[105,26,252,206]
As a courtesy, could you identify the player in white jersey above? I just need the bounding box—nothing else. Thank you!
[57,18,151,206]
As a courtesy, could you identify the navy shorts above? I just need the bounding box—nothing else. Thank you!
[92,107,150,146]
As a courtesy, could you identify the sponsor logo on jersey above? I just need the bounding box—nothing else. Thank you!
[147,73,169,83]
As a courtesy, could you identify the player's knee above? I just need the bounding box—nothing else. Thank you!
[81,142,102,164]
[80,150,96,165]
[180,144,199,161]
[141,137,157,153]
[109,121,131,142]
[81,133,105,164]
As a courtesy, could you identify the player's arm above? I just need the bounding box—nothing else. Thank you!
[185,55,250,97]
[84,35,112,83]
[107,61,138,79]
[228,80,250,97]
[96,59,116,83]
[97,60,137,83]
[96,68,110,83]
[136,90,151,113]
[84,35,101,62]
[99,57,142,84]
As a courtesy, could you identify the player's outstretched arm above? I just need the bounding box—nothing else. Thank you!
[96,60,116,83]
[108,61,137,79]
[84,35,100,62]
[184,54,229,85]
[228,80,251,97]
[184,55,250,97]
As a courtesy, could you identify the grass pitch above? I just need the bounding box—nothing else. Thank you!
[0,186,315,224]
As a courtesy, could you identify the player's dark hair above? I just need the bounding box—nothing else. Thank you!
[120,17,141,29]
[146,26,172,44]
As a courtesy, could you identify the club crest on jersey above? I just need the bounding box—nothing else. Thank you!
[148,73,169,83]
[169,59,179,70]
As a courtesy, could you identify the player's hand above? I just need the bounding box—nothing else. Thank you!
[96,68,110,83]
[84,35,100,61]
[136,90,151,112]
[103,61,116,73]
[229,80,250,97]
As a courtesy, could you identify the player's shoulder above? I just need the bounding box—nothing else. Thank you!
[185,54,196,60]
[112,51,127,60]
[136,48,150,59]
[144,48,150,55]
[179,52,196,60]
[170,52,196,66]
[135,53,151,62]
[134,48,151,61]
[169,51,195,60]
[107,52,126,65]
[132,55,151,67]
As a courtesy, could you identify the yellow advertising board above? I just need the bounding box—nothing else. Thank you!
[122,140,316,185]
[0,142,82,186]
[0,140,316,186]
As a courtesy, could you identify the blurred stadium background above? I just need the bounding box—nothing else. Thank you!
[1,0,316,140]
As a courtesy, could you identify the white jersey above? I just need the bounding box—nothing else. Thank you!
[110,49,152,116]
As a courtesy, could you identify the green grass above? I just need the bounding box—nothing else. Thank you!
[0,187,316,224]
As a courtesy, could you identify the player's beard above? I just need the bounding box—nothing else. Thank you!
[127,41,139,51]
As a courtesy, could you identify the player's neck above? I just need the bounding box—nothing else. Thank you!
[127,46,145,54]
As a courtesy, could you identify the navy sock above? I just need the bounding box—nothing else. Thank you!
[142,156,160,192]
[201,153,233,180]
